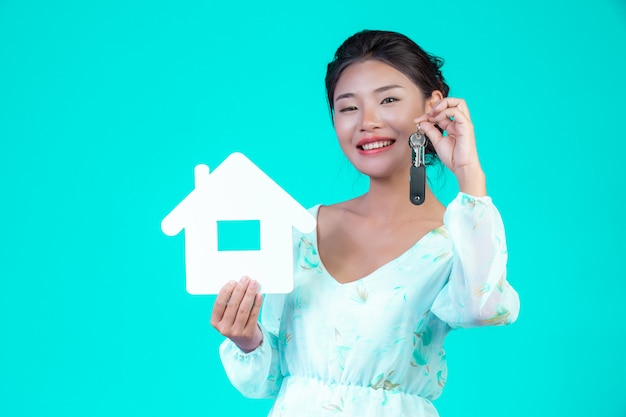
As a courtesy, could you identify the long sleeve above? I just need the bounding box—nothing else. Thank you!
[431,193,520,329]
[219,294,285,398]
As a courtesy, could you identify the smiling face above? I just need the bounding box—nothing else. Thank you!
[333,59,435,180]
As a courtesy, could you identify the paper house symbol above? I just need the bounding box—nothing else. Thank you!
[161,152,316,294]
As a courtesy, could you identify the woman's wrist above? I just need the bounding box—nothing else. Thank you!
[455,165,487,197]
[235,325,264,353]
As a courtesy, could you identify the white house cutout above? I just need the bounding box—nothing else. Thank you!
[161,152,316,294]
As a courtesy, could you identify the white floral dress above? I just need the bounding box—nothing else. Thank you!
[219,193,520,416]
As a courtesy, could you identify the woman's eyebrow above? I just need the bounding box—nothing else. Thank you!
[335,92,355,102]
[374,84,404,93]
[334,84,405,102]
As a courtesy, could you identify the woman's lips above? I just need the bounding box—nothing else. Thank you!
[356,138,396,154]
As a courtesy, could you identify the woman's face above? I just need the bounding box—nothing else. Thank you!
[333,59,433,179]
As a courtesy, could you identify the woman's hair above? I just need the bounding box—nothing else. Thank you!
[325,30,450,163]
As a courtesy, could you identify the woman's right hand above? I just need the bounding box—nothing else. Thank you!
[210,276,264,353]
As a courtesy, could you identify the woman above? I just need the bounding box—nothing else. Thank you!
[210,30,520,416]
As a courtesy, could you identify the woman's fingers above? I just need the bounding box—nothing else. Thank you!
[429,97,471,120]
[432,107,471,126]
[413,96,480,174]
[246,293,264,330]
[416,105,471,128]
[233,279,261,329]
[210,277,264,352]
[210,276,260,331]
[414,98,474,152]
[221,276,251,324]
[210,279,237,327]
[417,120,444,145]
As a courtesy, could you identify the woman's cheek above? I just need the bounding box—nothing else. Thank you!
[333,118,355,143]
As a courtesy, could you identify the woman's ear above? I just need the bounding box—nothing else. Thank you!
[425,90,444,113]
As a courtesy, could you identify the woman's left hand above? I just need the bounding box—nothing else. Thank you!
[414,97,487,196]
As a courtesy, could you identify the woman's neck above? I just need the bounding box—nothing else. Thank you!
[352,173,442,224]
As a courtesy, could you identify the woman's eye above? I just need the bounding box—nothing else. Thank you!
[382,97,399,104]
[339,106,358,113]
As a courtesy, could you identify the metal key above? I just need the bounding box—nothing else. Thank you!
[408,128,426,205]
[408,130,426,167]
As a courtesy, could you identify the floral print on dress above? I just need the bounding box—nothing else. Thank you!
[220,192,520,416]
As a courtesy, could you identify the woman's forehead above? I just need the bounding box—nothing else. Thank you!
[335,60,417,96]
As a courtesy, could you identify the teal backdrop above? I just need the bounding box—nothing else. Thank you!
[1,0,625,416]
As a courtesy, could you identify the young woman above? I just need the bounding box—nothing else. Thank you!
[210,30,520,416]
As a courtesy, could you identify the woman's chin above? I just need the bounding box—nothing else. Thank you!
[354,164,410,181]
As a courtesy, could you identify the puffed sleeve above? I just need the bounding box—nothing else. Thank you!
[219,294,285,398]
[431,193,520,329]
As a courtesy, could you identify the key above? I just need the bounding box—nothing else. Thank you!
[408,128,426,205]
[409,130,426,167]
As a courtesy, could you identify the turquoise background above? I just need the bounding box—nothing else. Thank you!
[1,0,625,416]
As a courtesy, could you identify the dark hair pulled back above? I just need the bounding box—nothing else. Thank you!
[325,30,449,162]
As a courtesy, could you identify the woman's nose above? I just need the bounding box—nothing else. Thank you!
[360,106,382,131]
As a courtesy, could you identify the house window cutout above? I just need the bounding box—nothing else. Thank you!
[217,220,261,251]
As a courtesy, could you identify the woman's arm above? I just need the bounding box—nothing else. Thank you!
[415,97,520,327]
[219,320,283,398]
[212,280,284,398]
[431,193,520,328]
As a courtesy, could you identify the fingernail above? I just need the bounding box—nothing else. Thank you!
[241,276,249,283]
[250,280,258,289]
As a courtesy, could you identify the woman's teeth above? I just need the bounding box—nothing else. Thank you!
[361,140,393,151]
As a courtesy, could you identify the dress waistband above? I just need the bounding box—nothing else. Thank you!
[282,374,429,398]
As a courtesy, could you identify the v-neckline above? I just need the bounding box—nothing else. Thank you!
[309,204,446,287]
